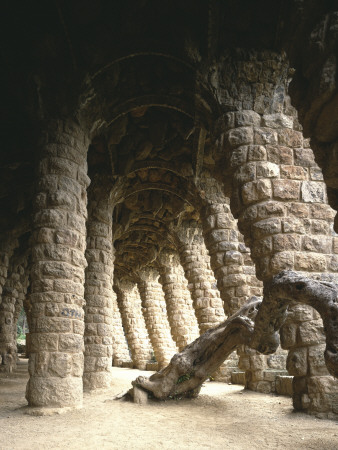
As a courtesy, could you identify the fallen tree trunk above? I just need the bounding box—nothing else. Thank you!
[131,297,262,400]
[251,270,338,379]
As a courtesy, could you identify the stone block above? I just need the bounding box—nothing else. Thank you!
[309,203,336,220]
[286,347,308,376]
[273,234,301,252]
[241,179,272,204]
[294,252,327,272]
[282,217,305,234]
[247,145,267,161]
[272,180,300,200]
[308,345,329,376]
[278,129,303,147]
[301,182,326,203]
[235,111,261,127]
[275,375,293,396]
[49,352,72,377]
[256,162,279,178]
[262,113,293,129]
[294,148,316,167]
[59,334,84,352]
[26,375,83,407]
[298,320,325,346]
[254,128,278,145]
[236,163,256,183]
[287,202,309,218]
[252,218,281,239]
[256,201,286,219]
[270,251,294,273]
[267,145,293,165]
[230,146,248,167]
[302,236,332,253]
[30,333,59,352]
[227,127,254,148]
[280,165,308,180]
[288,304,314,322]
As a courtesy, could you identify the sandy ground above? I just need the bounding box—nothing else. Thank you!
[1,359,338,450]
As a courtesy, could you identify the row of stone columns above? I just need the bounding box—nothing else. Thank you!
[2,110,336,419]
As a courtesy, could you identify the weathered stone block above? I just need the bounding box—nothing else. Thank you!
[262,113,293,129]
[242,179,272,204]
[254,128,278,145]
[298,320,325,346]
[267,145,293,165]
[256,162,279,178]
[294,252,327,272]
[247,145,266,161]
[252,218,281,239]
[286,347,308,376]
[273,234,301,252]
[270,251,294,273]
[280,165,308,180]
[272,180,300,200]
[301,182,326,203]
[227,127,254,148]
[294,148,316,167]
[278,129,303,147]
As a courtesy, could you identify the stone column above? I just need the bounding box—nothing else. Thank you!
[225,107,338,417]
[175,221,226,334]
[83,178,115,390]
[200,193,276,391]
[26,119,90,410]
[0,262,24,373]
[138,268,177,369]
[157,249,199,351]
[111,290,130,366]
[0,237,18,301]
[114,279,152,369]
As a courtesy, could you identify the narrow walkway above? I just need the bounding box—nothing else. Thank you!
[1,359,337,450]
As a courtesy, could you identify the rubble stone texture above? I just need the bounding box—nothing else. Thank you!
[83,178,115,390]
[114,279,153,370]
[138,268,178,369]
[157,249,199,351]
[25,120,90,409]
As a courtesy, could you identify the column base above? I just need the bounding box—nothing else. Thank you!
[83,371,113,391]
[26,376,83,408]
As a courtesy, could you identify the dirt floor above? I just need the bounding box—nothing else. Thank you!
[1,359,338,450]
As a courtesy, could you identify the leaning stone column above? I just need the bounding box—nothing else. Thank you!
[138,268,178,369]
[114,278,152,369]
[225,105,338,416]
[26,119,90,410]
[157,249,199,351]
[175,221,225,334]
[83,177,115,390]
[111,290,130,366]
[199,191,274,391]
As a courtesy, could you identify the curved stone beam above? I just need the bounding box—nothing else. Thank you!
[251,270,338,378]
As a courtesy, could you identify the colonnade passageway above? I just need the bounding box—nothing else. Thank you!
[1,0,338,439]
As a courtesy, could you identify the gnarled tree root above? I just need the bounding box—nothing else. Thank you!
[130,297,262,400]
[251,270,338,379]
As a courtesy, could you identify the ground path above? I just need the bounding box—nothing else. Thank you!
[1,359,337,449]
